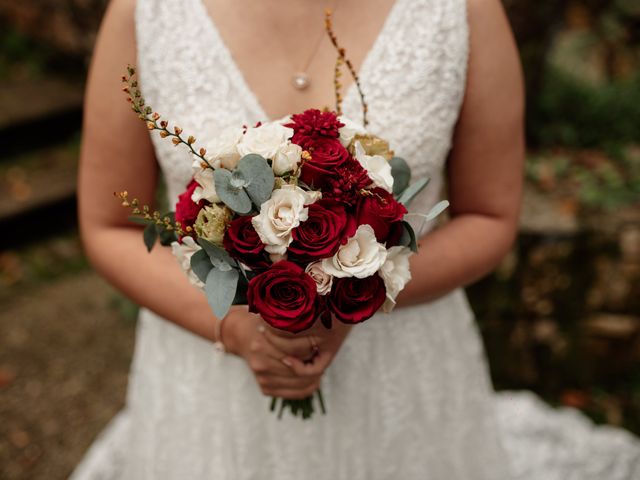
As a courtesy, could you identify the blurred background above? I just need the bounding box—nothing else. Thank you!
[0,0,639,478]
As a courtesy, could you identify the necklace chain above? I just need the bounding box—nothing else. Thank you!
[290,0,340,90]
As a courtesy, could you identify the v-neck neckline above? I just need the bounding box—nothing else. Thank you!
[194,0,403,122]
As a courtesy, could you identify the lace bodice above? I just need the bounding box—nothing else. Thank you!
[136,0,467,218]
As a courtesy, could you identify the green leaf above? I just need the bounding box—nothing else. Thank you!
[198,238,236,271]
[232,274,249,305]
[204,267,240,319]
[398,177,431,206]
[143,223,157,252]
[390,157,411,197]
[190,248,213,283]
[398,221,418,253]
[158,227,177,246]
[237,154,275,208]
[214,168,253,214]
[425,200,449,222]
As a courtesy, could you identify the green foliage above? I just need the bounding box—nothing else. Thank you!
[142,224,157,252]
[237,154,276,208]
[389,157,411,196]
[531,68,640,149]
[213,155,275,215]
[397,177,430,206]
[398,221,418,253]
[204,267,239,319]
[197,238,236,271]
[190,249,213,283]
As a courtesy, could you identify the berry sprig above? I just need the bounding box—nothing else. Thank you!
[324,9,369,127]
[121,65,214,170]
[115,191,188,237]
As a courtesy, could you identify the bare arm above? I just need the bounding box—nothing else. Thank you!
[78,0,219,341]
[396,0,525,306]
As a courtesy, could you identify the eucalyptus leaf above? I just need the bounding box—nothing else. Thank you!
[398,177,431,207]
[205,267,240,319]
[425,200,450,221]
[237,154,275,208]
[198,238,237,271]
[190,248,213,283]
[214,168,253,214]
[143,223,157,252]
[389,157,411,197]
[398,221,418,253]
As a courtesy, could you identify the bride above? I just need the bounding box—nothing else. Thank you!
[74,0,640,478]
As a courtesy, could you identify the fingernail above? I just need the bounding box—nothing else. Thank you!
[257,325,266,334]
[281,358,293,368]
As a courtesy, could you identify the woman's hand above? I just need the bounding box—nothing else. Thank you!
[223,306,323,400]
[262,319,352,379]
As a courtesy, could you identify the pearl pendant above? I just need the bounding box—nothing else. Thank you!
[292,72,310,90]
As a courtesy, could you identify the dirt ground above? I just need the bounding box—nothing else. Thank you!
[0,271,135,480]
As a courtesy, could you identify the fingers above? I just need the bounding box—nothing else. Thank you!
[262,328,319,359]
[260,380,321,400]
[255,373,317,391]
[283,351,332,378]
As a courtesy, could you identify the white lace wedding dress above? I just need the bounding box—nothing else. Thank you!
[72,0,640,478]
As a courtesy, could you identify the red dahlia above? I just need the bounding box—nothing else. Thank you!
[323,158,372,206]
[286,109,345,148]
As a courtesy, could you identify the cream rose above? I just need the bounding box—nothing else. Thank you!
[338,116,367,147]
[191,167,219,203]
[272,142,302,175]
[379,246,413,312]
[170,237,205,288]
[237,122,293,160]
[354,141,394,193]
[305,261,333,295]
[252,185,321,255]
[322,224,387,278]
[204,127,243,170]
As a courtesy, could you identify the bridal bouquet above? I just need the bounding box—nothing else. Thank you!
[116,12,447,419]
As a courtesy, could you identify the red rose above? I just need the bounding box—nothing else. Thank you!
[286,109,344,148]
[175,180,205,232]
[223,215,268,270]
[329,274,387,324]
[288,200,356,264]
[356,188,408,243]
[324,158,372,206]
[299,138,350,189]
[247,261,318,333]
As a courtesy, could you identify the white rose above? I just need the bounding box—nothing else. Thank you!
[191,167,219,203]
[237,122,293,160]
[204,127,243,169]
[170,237,205,288]
[252,185,321,255]
[322,224,387,278]
[379,246,413,313]
[305,262,333,295]
[338,116,367,147]
[354,141,394,193]
[272,142,302,175]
